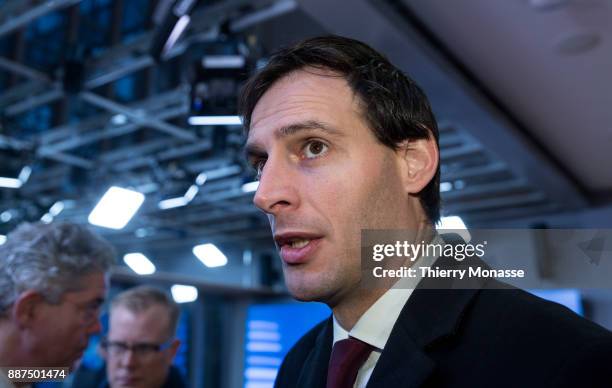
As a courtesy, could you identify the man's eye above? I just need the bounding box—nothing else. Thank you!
[252,159,266,178]
[304,140,328,159]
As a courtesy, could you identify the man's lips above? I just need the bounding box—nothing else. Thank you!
[275,232,323,265]
[117,376,140,385]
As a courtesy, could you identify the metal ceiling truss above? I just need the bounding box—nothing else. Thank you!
[0,0,584,258]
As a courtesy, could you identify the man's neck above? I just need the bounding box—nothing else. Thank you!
[332,288,387,331]
[0,339,30,388]
[0,326,31,370]
[331,224,436,331]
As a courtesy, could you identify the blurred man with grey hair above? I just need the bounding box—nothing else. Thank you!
[0,222,115,387]
[99,285,185,388]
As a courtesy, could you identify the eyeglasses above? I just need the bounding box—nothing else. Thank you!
[100,338,174,358]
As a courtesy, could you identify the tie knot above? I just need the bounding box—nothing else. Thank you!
[327,337,374,388]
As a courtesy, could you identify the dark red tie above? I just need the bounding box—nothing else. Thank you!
[327,337,374,388]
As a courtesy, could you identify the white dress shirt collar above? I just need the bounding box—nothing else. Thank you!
[333,233,444,350]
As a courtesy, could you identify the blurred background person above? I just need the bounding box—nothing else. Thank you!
[0,222,115,387]
[97,286,185,388]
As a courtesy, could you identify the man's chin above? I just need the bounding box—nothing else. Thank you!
[284,268,352,303]
[290,292,321,302]
[286,280,336,303]
[114,377,142,388]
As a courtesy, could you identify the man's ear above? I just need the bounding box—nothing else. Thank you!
[397,136,439,194]
[11,290,46,328]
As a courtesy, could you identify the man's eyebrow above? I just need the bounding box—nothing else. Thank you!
[244,143,267,162]
[244,120,341,161]
[277,120,341,137]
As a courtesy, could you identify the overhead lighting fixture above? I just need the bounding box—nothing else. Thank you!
[440,182,453,192]
[162,14,190,56]
[183,184,199,201]
[158,195,189,210]
[134,227,154,238]
[195,172,207,186]
[0,177,21,189]
[188,115,242,126]
[40,201,65,224]
[0,235,6,245]
[111,114,128,126]
[49,201,65,216]
[171,284,198,303]
[0,211,12,223]
[123,252,156,275]
[242,181,259,193]
[436,215,471,242]
[0,165,32,189]
[193,243,228,268]
[150,0,197,60]
[17,166,31,184]
[202,55,245,69]
[88,186,145,229]
[40,213,54,224]
[158,173,207,210]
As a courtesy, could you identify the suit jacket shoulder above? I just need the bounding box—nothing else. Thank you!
[275,317,332,388]
[451,285,612,387]
[389,275,612,388]
[365,261,612,388]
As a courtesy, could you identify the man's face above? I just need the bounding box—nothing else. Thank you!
[104,305,179,388]
[246,69,417,305]
[29,272,107,367]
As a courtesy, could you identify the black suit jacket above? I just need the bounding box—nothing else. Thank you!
[275,239,612,387]
[70,364,187,388]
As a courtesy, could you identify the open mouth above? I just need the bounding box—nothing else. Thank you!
[275,233,323,264]
[286,238,310,249]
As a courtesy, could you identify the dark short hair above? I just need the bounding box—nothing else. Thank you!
[239,35,440,223]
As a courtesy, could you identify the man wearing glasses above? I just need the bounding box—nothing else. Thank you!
[0,222,114,388]
[99,286,185,388]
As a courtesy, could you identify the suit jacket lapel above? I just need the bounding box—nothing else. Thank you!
[296,317,333,388]
[366,319,435,388]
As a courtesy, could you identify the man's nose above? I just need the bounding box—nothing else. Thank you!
[119,349,139,368]
[253,156,300,215]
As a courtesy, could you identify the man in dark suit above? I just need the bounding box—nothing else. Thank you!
[97,286,185,388]
[240,35,612,387]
